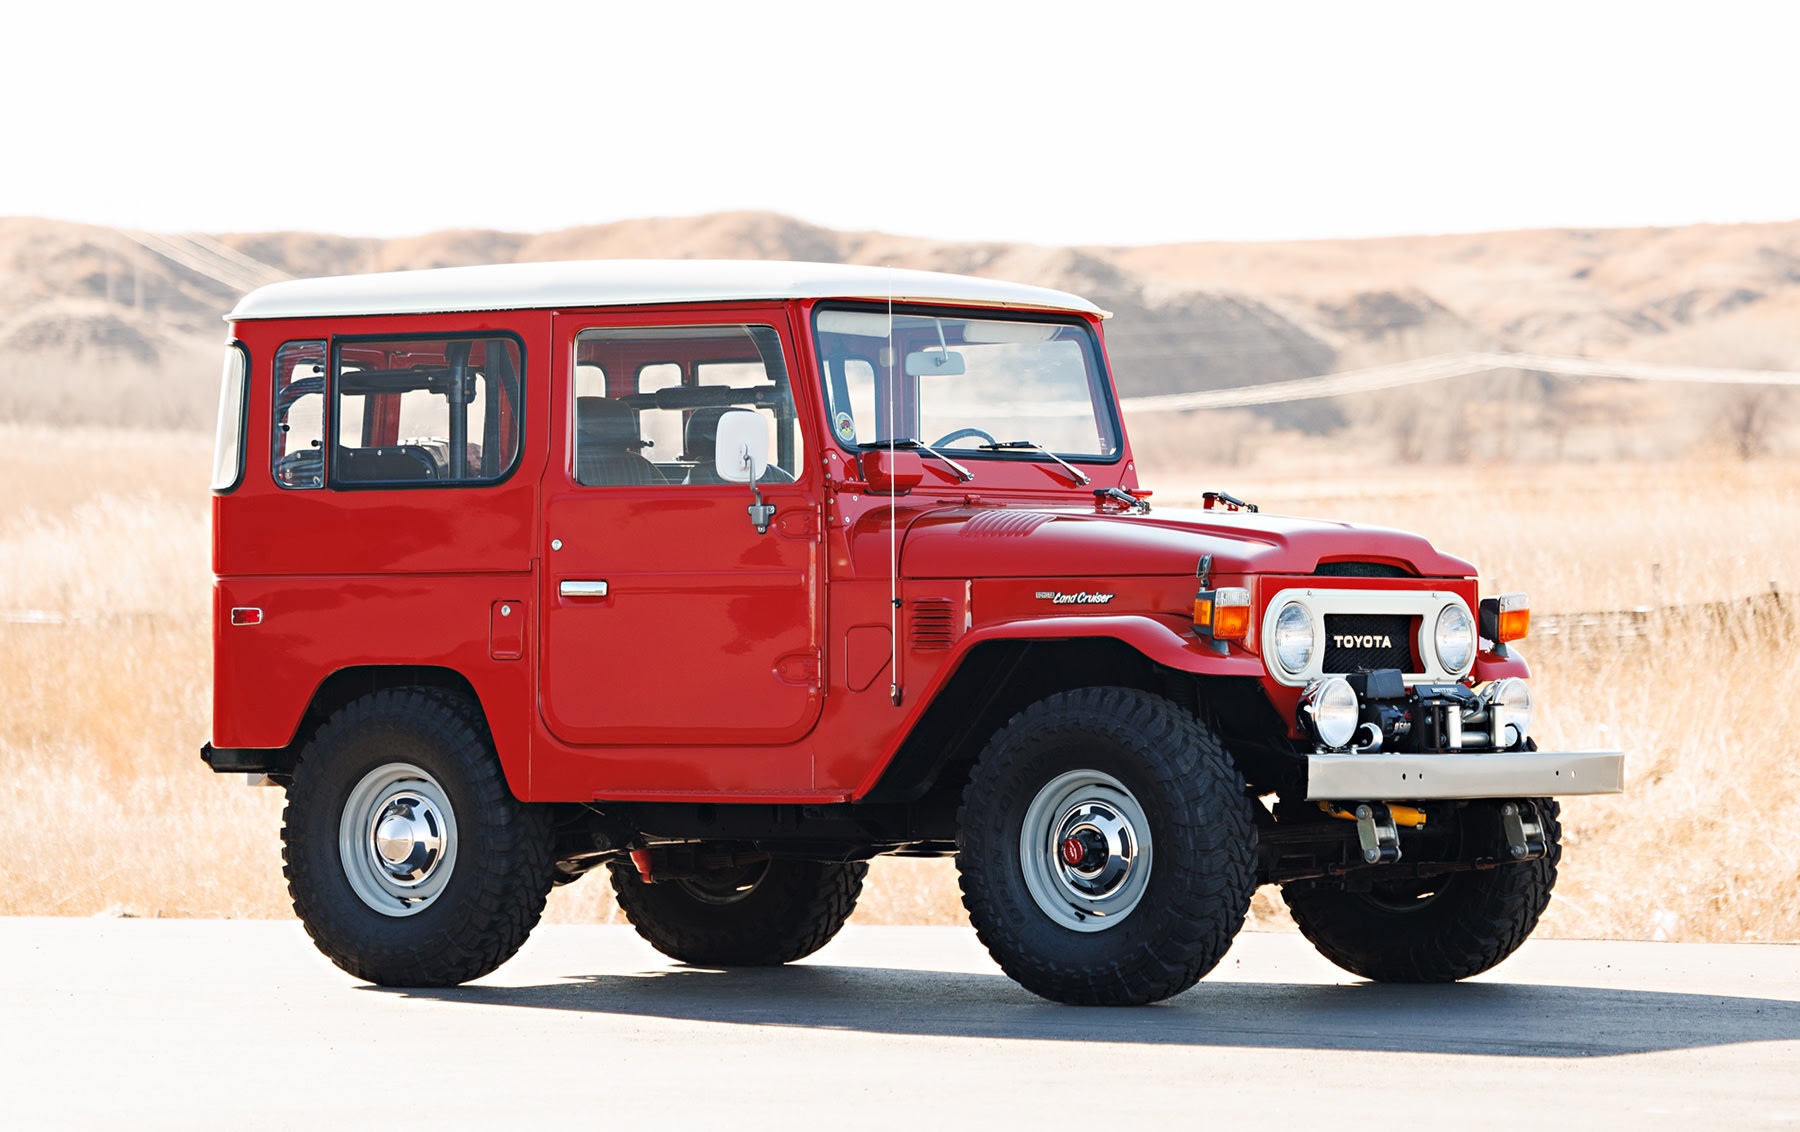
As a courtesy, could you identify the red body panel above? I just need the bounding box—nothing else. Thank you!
[213,296,1497,804]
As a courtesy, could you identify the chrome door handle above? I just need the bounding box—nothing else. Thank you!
[559,580,609,598]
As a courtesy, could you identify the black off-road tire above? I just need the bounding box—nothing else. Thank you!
[608,858,867,966]
[282,688,556,986]
[956,687,1258,1006]
[1282,800,1562,983]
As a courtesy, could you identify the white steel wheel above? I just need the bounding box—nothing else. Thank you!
[337,761,459,917]
[1018,769,1154,933]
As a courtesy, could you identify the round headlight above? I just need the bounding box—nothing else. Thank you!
[1302,676,1360,749]
[1434,604,1475,673]
[1272,603,1314,674]
[1488,677,1533,747]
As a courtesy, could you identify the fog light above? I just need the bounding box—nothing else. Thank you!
[1486,677,1533,747]
[1301,676,1361,749]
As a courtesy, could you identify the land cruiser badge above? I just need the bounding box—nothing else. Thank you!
[1036,590,1115,605]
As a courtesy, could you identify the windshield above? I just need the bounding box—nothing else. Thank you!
[813,306,1119,460]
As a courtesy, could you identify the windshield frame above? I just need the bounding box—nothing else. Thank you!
[809,300,1125,467]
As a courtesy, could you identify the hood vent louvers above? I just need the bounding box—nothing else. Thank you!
[909,599,956,650]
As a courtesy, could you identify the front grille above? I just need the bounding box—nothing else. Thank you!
[1323,613,1415,673]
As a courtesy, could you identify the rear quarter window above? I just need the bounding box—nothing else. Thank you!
[210,342,249,492]
[332,335,524,487]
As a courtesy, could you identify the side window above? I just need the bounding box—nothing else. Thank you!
[211,342,249,492]
[331,335,523,487]
[572,324,803,487]
[273,340,325,489]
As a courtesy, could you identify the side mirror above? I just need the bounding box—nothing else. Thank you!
[860,448,924,493]
[715,410,770,484]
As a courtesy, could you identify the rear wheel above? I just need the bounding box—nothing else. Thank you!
[956,687,1257,1006]
[608,857,866,966]
[1282,800,1561,982]
[282,688,555,986]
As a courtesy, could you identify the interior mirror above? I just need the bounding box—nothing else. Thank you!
[905,350,965,377]
[714,409,770,484]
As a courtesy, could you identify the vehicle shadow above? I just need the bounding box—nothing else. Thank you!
[378,963,1800,1057]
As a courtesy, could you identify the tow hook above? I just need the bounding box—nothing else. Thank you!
[1501,802,1548,860]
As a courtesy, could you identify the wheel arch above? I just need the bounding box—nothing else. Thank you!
[227,665,512,785]
[858,635,1291,806]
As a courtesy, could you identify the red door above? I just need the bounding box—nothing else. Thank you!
[538,309,825,746]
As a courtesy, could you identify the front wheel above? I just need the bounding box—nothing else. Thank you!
[1282,800,1561,983]
[956,687,1257,1006]
[282,688,555,986]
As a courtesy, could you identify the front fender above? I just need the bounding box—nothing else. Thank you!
[1472,645,1532,682]
[849,614,1266,802]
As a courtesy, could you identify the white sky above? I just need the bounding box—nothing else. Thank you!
[3,0,1796,246]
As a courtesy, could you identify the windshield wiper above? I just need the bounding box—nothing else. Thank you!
[979,440,1091,486]
[861,438,974,482]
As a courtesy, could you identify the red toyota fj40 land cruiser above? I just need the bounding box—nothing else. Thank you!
[202,260,1624,1005]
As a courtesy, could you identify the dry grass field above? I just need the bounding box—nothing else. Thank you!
[1,421,1795,944]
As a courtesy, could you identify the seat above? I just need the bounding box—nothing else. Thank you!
[576,397,662,485]
[681,406,733,484]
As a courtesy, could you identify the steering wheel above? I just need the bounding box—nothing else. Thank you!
[930,427,999,448]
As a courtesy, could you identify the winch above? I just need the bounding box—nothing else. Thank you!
[1299,668,1534,754]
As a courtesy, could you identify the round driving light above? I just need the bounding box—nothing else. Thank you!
[1434,604,1476,673]
[1488,677,1533,747]
[1302,676,1361,749]
[1272,603,1315,674]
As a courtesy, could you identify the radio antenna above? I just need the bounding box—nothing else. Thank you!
[887,269,901,706]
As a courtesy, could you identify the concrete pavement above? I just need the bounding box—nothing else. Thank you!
[1,918,1796,1128]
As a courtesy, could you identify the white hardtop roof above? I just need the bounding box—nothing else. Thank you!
[226,259,1107,322]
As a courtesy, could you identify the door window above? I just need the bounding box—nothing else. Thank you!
[572,324,803,486]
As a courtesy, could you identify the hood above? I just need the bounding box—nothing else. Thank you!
[896,505,1476,579]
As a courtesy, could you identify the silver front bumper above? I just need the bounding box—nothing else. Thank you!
[1305,749,1625,801]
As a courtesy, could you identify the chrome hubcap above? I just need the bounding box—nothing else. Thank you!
[339,763,458,917]
[1020,770,1153,933]
[1053,801,1139,901]
[370,792,446,886]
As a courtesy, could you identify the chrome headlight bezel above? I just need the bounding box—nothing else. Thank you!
[1272,602,1314,674]
[1434,603,1476,675]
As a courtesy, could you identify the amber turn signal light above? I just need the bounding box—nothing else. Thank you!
[1195,587,1252,640]
[1479,592,1529,645]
